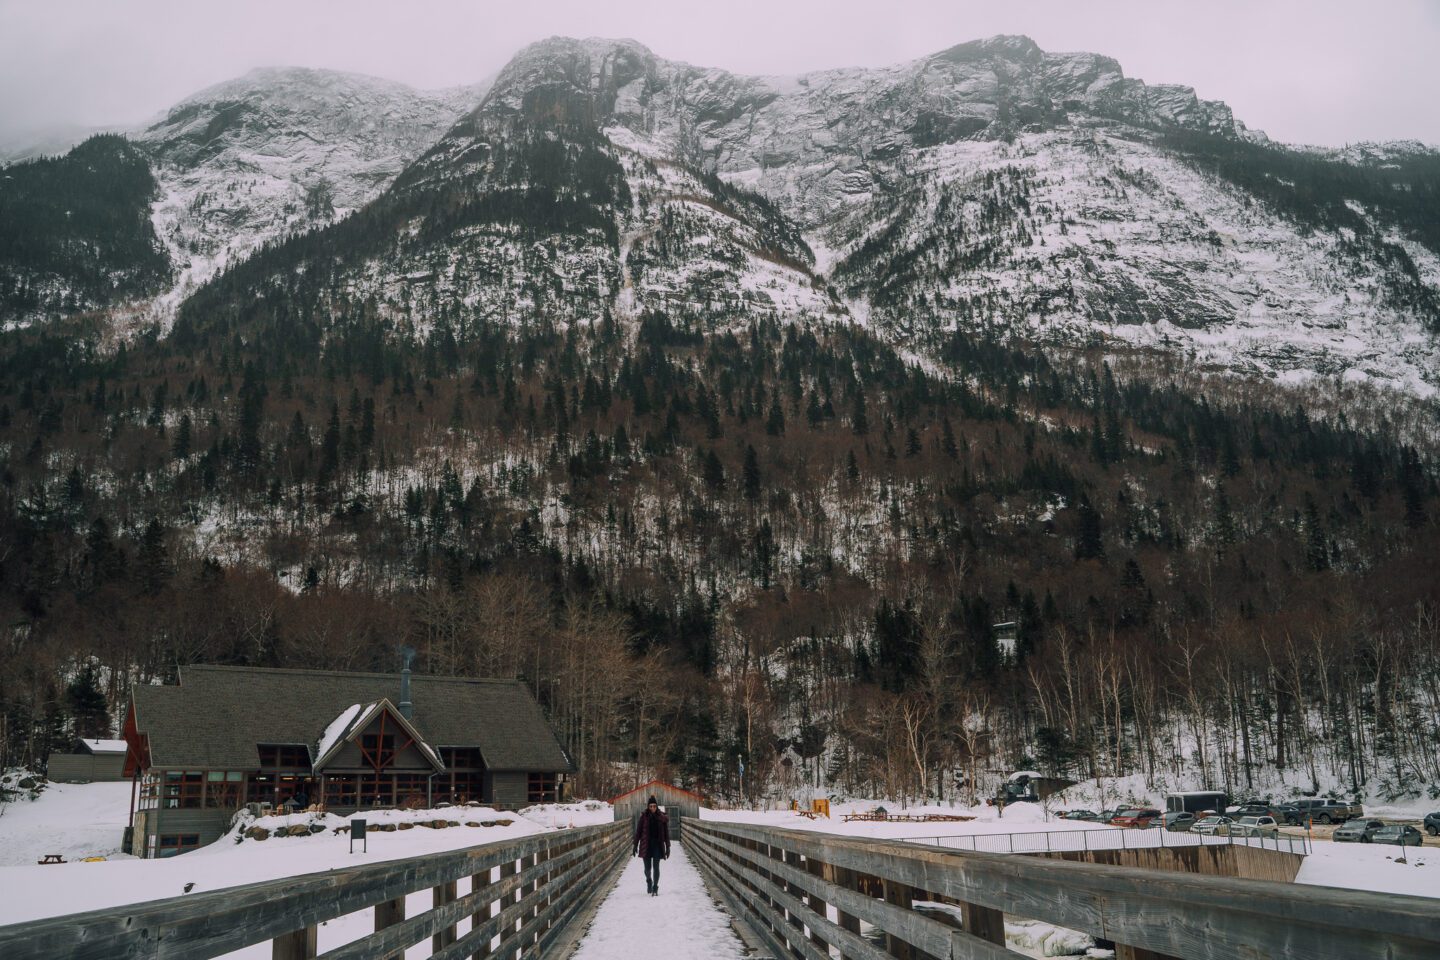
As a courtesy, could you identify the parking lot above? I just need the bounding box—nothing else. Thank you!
[1280,819,1440,848]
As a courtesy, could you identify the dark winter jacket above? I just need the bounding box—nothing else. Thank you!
[633,809,670,859]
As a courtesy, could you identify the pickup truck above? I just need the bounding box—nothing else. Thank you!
[1288,798,1363,824]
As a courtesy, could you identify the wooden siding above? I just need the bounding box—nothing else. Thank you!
[47,752,127,783]
[612,782,700,841]
[1033,842,1305,883]
[488,771,529,808]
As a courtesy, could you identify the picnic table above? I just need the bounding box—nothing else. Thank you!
[37,854,65,865]
[840,812,977,824]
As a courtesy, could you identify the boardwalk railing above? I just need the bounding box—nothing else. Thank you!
[903,825,1310,857]
[0,820,628,960]
[688,819,1440,960]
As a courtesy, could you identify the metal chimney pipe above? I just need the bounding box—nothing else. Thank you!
[399,645,415,720]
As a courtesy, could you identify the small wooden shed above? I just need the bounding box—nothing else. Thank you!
[611,780,704,842]
[47,738,128,783]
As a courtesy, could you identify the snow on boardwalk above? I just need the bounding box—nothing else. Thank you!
[571,845,748,960]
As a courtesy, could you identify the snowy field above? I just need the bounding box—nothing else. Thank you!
[0,781,613,960]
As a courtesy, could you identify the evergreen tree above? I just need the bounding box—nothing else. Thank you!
[765,396,785,436]
[742,445,761,502]
[66,666,110,739]
[851,389,868,435]
[1304,496,1330,572]
[941,418,959,460]
[137,518,171,595]
[701,449,726,492]
[172,413,192,460]
[1074,497,1105,560]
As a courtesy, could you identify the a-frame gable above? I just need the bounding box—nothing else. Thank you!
[313,698,443,772]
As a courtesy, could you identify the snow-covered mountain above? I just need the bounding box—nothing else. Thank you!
[121,67,489,325]
[4,36,1440,394]
[171,35,1440,394]
[457,36,1440,394]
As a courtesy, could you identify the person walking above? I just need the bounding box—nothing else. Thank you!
[632,796,671,895]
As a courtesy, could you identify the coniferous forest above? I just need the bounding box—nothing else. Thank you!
[1,291,1437,804]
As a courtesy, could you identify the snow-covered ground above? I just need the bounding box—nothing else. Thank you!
[0,779,613,957]
[0,780,1433,960]
[570,847,747,960]
[0,778,134,866]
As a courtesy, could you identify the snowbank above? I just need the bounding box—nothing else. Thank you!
[0,774,134,866]
[1297,841,1438,899]
[0,795,616,935]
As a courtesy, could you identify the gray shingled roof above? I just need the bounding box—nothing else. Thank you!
[131,665,573,773]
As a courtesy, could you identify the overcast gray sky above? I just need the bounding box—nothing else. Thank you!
[2,0,1438,147]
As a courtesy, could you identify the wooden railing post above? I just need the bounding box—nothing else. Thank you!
[883,875,915,959]
[272,926,316,960]
[960,900,1005,947]
[782,849,806,938]
[827,862,863,960]
[497,857,518,959]
[522,850,539,949]
[432,879,458,952]
[470,866,494,959]
[373,896,405,960]
[805,853,830,953]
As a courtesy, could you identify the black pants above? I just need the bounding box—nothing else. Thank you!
[643,856,662,889]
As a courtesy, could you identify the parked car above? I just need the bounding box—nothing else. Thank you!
[1193,816,1233,836]
[1062,810,1099,821]
[1289,798,1364,824]
[1233,816,1279,838]
[1333,818,1386,843]
[1111,808,1163,827]
[1271,804,1303,826]
[1098,809,1120,824]
[1162,811,1196,832]
[1424,812,1440,837]
[1230,803,1300,826]
[1372,825,1424,847]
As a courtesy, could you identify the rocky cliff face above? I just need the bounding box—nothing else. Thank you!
[5,35,1439,395]
[124,67,487,325]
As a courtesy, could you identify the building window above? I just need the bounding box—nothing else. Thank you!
[258,744,311,769]
[156,834,201,857]
[138,772,161,811]
[359,774,395,808]
[528,773,560,803]
[204,771,245,809]
[395,773,429,808]
[162,771,203,808]
[448,771,484,804]
[324,775,358,808]
[441,747,484,769]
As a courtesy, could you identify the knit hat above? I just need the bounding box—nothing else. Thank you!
[648,795,659,805]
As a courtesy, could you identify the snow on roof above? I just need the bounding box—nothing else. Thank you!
[313,699,443,769]
[315,703,363,764]
[79,739,128,755]
[1169,790,1227,796]
[1008,770,1045,781]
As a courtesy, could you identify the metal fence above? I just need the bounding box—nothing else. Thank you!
[902,824,1311,857]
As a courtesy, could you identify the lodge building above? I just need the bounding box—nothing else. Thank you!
[121,664,574,857]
